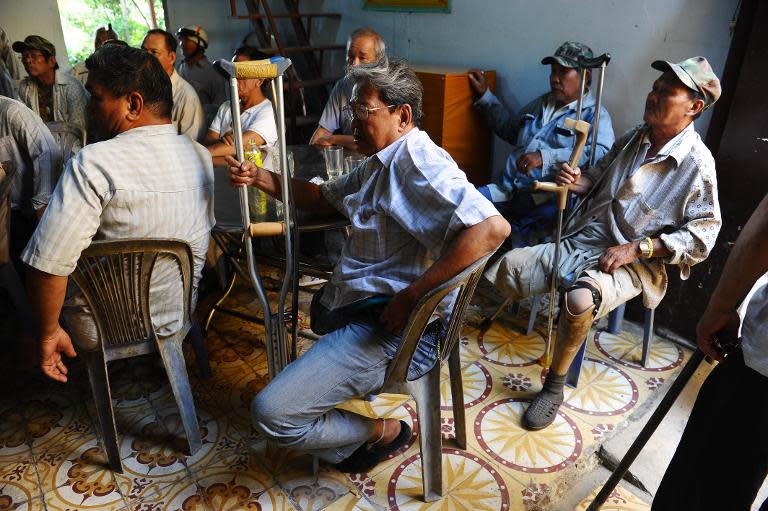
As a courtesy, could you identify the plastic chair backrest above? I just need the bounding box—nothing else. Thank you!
[70,238,193,349]
[382,251,494,387]
[0,160,16,264]
[46,121,85,165]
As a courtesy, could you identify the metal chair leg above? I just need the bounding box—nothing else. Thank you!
[642,308,654,367]
[409,366,443,502]
[156,338,202,455]
[607,303,625,334]
[527,294,544,336]
[447,342,466,449]
[83,350,122,472]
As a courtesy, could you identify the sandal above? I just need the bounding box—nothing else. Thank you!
[334,420,411,473]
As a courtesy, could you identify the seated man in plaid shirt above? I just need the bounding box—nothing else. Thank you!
[227,57,510,473]
[23,45,214,383]
[485,56,723,431]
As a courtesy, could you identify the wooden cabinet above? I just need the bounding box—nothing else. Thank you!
[413,64,496,185]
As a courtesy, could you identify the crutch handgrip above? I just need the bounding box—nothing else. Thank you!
[563,118,591,168]
[249,222,285,238]
[533,181,569,210]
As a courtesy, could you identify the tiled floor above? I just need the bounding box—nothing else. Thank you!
[0,274,690,511]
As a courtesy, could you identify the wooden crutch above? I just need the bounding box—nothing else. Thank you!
[532,117,590,367]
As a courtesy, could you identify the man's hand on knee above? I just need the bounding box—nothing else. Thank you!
[598,241,640,273]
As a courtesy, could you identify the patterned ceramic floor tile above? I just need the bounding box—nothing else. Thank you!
[325,491,383,511]
[477,324,547,369]
[366,447,522,511]
[474,397,583,476]
[577,484,651,510]
[278,467,358,511]
[0,457,41,508]
[440,360,495,412]
[111,405,201,501]
[37,435,126,510]
[592,331,685,373]
[129,476,213,511]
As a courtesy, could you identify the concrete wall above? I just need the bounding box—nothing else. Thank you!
[164,0,737,169]
[1,0,71,73]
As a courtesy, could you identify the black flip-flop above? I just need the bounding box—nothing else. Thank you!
[334,420,412,473]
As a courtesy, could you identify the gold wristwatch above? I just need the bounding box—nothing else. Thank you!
[639,237,654,259]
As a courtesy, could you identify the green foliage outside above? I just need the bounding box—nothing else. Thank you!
[58,0,166,67]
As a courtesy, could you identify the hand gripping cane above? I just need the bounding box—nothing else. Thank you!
[532,117,590,367]
[214,57,294,378]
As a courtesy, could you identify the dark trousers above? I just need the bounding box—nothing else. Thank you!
[652,351,768,511]
[10,209,35,278]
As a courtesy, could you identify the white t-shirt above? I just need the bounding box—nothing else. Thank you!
[208,98,277,146]
[740,274,768,378]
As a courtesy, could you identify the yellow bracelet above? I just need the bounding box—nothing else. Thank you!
[645,237,654,259]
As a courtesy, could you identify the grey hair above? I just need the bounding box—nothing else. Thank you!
[348,27,386,60]
[347,57,423,125]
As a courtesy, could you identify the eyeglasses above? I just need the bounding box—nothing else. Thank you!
[21,51,46,62]
[344,103,395,121]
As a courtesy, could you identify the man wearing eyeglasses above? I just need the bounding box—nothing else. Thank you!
[12,36,88,137]
[309,27,386,151]
[228,57,510,473]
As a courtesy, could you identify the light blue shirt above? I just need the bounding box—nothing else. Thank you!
[319,128,499,317]
[474,89,615,192]
[318,76,353,136]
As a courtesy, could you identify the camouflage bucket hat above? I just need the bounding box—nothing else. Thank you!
[651,56,721,109]
[12,35,56,57]
[541,41,593,68]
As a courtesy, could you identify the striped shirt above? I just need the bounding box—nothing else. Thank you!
[319,128,499,319]
[22,123,215,337]
[170,70,206,142]
[0,96,61,211]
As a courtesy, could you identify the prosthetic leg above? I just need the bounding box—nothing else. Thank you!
[523,281,600,430]
[213,57,295,378]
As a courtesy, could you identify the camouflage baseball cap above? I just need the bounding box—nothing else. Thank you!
[651,56,721,109]
[12,35,56,56]
[541,41,593,68]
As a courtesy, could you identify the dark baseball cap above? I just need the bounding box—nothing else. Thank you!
[651,56,721,109]
[12,35,56,56]
[541,41,593,68]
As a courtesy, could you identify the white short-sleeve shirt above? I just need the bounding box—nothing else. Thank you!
[208,98,277,146]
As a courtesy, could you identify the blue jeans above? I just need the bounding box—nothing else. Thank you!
[251,313,440,463]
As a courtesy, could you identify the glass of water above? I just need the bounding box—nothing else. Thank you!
[344,154,365,174]
[323,146,343,180]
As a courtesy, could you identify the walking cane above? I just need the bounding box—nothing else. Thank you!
[532,118,590,367]
[587,334,740,509]
[213,57,294,378]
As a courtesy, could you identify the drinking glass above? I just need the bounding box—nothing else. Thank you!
[323,146,343,180]
[344,154,365,174]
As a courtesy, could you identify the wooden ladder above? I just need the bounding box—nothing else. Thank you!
[229,0,344,142]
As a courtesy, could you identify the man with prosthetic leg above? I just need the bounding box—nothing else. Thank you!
[485,56,723,430]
